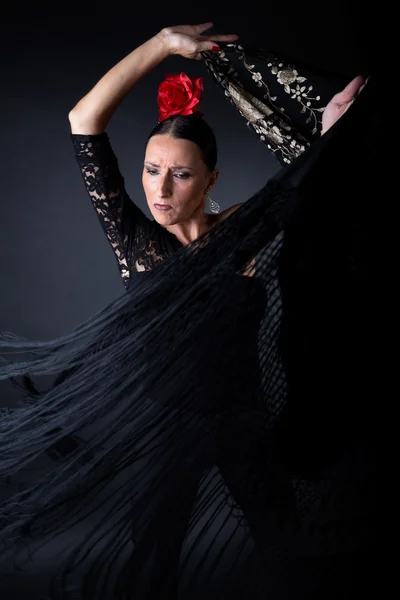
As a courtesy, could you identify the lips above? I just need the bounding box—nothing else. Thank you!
[154,204,172,211]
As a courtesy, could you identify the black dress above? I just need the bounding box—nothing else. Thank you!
[70,132,272,598]
[0,45,378,599]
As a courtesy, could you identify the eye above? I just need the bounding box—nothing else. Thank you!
[174,172,191,179]
[146,168,158,176]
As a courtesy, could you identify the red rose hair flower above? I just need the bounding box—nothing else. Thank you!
[157,73,204,122]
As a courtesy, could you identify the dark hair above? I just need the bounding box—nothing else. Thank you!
[147,114,218,171]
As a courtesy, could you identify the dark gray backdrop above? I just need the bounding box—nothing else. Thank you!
[0,1,376,596]
[0,2,374,338]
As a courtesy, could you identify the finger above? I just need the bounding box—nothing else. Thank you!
[335,75,366,105]
[192,22,214,34]
[197,40,225,53]
[200,33,239,42]
[357,78,369,96]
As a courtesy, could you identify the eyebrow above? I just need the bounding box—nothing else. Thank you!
[144,161,195,171]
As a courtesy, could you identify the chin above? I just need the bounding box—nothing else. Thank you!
[151,209,180,226]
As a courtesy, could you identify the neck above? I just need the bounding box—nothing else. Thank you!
[165,206,215,246]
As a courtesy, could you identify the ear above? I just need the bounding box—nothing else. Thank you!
[206,168,219,192]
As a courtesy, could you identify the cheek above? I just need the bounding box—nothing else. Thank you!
[181,179,206,201]
[142,173,155,196]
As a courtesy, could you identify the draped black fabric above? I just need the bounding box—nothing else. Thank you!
[0,44,379,599]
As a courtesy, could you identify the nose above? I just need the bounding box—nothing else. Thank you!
[158,173,172,199]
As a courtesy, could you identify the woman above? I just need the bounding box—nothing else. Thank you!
[1,23,377,600]
[68,23,365,275]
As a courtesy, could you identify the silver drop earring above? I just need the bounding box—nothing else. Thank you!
[206,189,220,214]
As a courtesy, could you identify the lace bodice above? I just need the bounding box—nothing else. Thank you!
[71,133,182,289]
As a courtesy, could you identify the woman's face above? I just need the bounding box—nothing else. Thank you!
[142,134,216,226]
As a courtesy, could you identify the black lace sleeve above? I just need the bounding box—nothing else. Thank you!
[71,132,154,288]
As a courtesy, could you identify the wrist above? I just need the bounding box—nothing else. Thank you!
[154,28,175,57]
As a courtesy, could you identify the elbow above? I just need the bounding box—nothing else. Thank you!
[68,109,105,136]
[68,107,78,123]
[68,103,86,123]
[68,107,84,130]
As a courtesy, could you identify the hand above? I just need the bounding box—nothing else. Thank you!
[157,22,239,60]
[321,75,368,135]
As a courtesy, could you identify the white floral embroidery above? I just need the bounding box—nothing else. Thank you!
[227,82,273,123]
[202,43,325,164]
[251,72,263,85]
[276,68,299,85]
[241,59,284,115]
[268,65,325,134]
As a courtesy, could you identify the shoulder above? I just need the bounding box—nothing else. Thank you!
[205,203,244,230]
[218,203,244,223]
